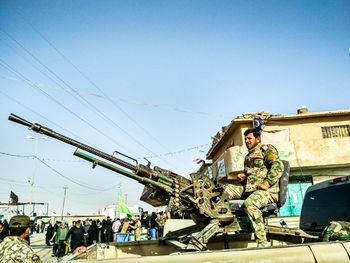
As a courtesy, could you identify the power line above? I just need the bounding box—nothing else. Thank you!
[0,74,229,118]
[0,151,119,191]
[0,89,92,146]
[0,29,177,168]
[2,6,194,166]
[0,59,135,157]
[0,32,138,157]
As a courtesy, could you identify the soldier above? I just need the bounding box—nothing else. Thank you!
[0,215,41,262]
[155,212,167,238]
[224,128,284,247]
[129,216,142,241]
[320,221,350,242]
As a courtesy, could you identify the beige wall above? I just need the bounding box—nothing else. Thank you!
[208,114,350,181]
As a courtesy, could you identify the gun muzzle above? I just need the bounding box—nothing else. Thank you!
[8,113,32,128]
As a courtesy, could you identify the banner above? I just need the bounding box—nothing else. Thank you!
[117,194,132,218]
[10,191,18,204]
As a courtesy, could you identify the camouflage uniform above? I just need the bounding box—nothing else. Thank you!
[0,236,41,263]
[156,214,167,238]
[320,221,350,242]
[225,143,284,243]
[130,220,142,241]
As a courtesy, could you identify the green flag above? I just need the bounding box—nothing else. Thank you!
[117,194,132,218]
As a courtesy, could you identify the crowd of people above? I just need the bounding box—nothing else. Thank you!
[0,208,189,260]
[47,217,114,258]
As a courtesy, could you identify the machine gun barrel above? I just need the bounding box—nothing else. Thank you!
[8,113,137,172]
[74,150,173,193]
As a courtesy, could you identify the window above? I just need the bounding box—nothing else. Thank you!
[300,183,350,233]
[321,125,350,138]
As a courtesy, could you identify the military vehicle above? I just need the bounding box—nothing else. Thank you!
[8,113,299,250]
[8,114,350,262]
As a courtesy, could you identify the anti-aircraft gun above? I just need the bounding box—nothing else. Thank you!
[8,113,277,250]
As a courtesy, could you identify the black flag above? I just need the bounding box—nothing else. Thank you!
[10,191,19,204]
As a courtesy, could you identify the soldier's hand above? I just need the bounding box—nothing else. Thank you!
[257,183,268,191]
[237,173,246,182]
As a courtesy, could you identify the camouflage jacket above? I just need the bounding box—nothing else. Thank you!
[0,236,41,263]
[320,221,350,242]
[130,221,142,236]
[244,143,284,194]
[155,215,166,227]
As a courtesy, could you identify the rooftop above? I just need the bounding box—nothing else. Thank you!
[206,108,350,159]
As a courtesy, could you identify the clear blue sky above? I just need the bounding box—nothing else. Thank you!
[0,0,349,215]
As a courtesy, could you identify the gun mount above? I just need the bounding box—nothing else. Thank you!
[9,113,248,250]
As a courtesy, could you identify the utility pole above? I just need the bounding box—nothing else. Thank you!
[26,135,48,216]
[116,182,122,218]
[61,185,68,220]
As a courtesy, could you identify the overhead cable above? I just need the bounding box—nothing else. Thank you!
[0,29,177,168]
[0,74,229,118]
[0,151,118,191]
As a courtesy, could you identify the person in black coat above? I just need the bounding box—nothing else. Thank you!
[150,212,158,229]
[141,212,150,229]
[51,221,61,255]
[46,223,53,246]
[0,221,9,243]
[65,220,85,252]
[87,220,99,246]
[149,212,159,239]
[97,220,104,243]
[102,217,113,243]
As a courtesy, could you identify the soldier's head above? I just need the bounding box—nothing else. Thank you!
[9,215,30,238]
[244,128,261,149]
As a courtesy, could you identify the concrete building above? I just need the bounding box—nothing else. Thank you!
[102,204,141,219]
[205,107,350,216]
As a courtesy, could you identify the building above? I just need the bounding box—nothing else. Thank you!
[205,107,350,216]
[102,204,141,219]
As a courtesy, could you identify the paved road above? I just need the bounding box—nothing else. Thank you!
[30,233,55,262]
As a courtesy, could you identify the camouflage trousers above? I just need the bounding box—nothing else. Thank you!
[224,184,278,243]
[320,221,350,242]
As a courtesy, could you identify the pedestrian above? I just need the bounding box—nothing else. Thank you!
[103,216,113,243]
[0,215,41,262]
[87,220,99,245]
[54,221,70,258]
[82,219,90,245]
[149,212,158,239]
[3,219,9,233]
[65,219,85,252]
[45,223,53,246]
[97,220,104,243]
[0,221,9,243]
[112,218,121,242]
[51,221,61,256]
[141,212,150,238]
[155,212,166,238]
[165,209,171,220]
